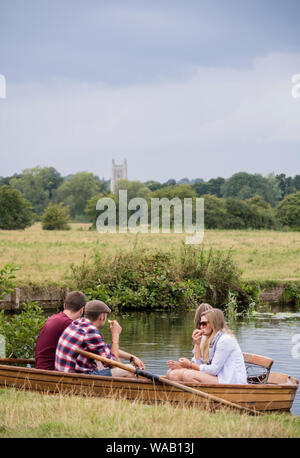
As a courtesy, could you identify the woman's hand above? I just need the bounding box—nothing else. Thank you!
[178,357,193,369]
[192,329,203,345]
[167,360,183,370]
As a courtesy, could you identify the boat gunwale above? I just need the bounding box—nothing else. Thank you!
[0,362,298,391]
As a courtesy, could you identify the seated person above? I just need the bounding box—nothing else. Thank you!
[55,299,145,377]
[166,308,247,384]
[35,291,86,370]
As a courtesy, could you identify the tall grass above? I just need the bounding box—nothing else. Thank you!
[69,244,241,310]
[0,388,299,438]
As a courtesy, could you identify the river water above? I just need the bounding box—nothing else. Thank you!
[100,309,300,416]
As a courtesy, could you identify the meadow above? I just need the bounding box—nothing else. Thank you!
[0,223,299,287]
[0,388,299,438]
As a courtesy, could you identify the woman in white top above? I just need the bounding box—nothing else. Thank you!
[166,308,247,384]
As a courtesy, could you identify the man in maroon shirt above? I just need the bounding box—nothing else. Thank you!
[35,291,86,370]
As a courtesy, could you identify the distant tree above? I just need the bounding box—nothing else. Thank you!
[84,192,115,227]
[115,179,151,201]
[150,184,196,200]
[9,166,63,216]
[224,198,259,229]
[276,191,300,228]
[143,181,163,192]
[0,185,34,230]
[55,172,104,220]
[202,195,228,229]
[222,172,282,205]
[245,195,276,229]
[192,181,210,196]
[293,175,300,191]
[42,203,71,230]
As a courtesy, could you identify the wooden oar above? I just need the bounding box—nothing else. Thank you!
[74,348,260,416]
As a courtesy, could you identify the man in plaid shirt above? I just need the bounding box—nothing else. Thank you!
[55,300,145,376]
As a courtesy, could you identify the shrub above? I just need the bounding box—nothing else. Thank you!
[0,301,46,358]
[42,203,71,230]
[0,185,34,230]
[276,191,300,229]
[69,246,241,311]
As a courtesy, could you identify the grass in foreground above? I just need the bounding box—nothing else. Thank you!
[0,388,299,438]
[0,223,299,287]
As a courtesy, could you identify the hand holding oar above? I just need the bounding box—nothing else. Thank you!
[74,348,261,416]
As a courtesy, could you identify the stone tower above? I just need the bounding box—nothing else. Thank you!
[110,159,128,193]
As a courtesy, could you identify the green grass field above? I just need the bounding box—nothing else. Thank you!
[0,223,299,287]
[0,388,299,438]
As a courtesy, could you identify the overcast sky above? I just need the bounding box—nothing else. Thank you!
[0,0,300,182]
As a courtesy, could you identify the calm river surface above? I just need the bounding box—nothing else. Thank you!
[100,310,300,416]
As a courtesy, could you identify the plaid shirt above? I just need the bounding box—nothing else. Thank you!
[55,317,116,374]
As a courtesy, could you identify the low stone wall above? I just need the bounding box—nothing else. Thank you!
[0,287,69,311]
[0,284,296,312]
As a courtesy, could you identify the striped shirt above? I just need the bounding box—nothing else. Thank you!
[55,317,116,374]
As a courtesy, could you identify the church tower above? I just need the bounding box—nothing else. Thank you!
[110,159,128,193]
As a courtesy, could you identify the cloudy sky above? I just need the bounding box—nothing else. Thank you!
[0,0,300,182]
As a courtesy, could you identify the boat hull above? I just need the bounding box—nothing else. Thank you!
[0,363,298,413]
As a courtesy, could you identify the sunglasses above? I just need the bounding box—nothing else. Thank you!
[200,321,208,328]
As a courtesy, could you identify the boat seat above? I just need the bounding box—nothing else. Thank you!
[243,353,274,384]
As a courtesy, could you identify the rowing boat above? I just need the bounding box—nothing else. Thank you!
[0,357,298,412]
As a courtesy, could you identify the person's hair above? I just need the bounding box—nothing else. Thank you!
[200,308,230,363]
[194,303,213,330]
[64,291,86,312]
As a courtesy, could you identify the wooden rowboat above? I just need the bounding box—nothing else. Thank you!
[0,357,298,413]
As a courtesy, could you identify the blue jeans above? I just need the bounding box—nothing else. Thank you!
[89,368,112,377]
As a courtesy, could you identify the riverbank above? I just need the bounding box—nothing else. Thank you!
[0,223,299,287]
[0,388,299,438]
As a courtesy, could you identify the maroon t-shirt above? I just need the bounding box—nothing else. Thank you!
[35,312,72,370]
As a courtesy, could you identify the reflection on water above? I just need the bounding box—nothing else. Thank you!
[101,310,300,416]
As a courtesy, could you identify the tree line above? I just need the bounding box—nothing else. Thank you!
[0,166,299,230]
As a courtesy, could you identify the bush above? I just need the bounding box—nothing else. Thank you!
[42,203,71,230]
[276,191,300,229]
[0,264,19,300]
[69,246,241,310]
[0,185,34,230]
[0,301,46,358]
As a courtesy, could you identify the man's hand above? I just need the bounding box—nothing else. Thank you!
[131,356,145,370]
[109,319,122,338]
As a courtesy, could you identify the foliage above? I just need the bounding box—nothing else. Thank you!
[70,245,241,311]
[55,172,106,220]
[0,185,34,229]
[0,264,19,300]
[0,301,46,358]
[276,191,300,229]
[221,172,282,206]
[9,166,63,217]
[224,291,239,321]
[42,203,71,230]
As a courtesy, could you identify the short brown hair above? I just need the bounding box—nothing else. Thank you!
[64,291,86,312]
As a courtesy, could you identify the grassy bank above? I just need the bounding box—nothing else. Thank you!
[0,388,299,438]
[0,223,299,288]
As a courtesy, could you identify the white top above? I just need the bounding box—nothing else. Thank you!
[192,333,247,384]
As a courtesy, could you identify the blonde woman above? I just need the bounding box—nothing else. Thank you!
[166,308,247,384]
[167,303,212,371]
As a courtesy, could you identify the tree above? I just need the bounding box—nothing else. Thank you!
[115,179,151,201]
[55,172,105,220]
[276,191,300,228]
[0,186,34,230]
[41,203,71,230]
[9,166,63,217]
[221,172,282,205]
[202,195,228,229]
